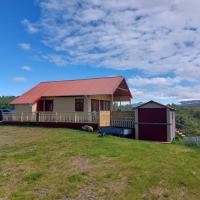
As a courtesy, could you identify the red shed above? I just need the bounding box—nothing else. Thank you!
[135,101,176,142]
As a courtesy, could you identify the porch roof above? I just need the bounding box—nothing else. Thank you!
[11,76,132,104]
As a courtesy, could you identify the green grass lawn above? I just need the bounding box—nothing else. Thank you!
[0,126,199,200]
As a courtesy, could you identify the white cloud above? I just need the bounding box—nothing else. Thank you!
[21,65,32,71]
[131,88,145,99]
[22,19,38,34]
[176,66,200,81]
[128,76,182,86]
[42,54,68,66]
[131,85,200,102]
[24,0,200,101]
[18,43,32,51]
[30,0,200,73]
[13,77,26,82]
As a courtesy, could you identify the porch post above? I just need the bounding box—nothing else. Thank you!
[111,94,113,112]
[98,99,101,111]
[43,100,45,111]
[120,97,122,111]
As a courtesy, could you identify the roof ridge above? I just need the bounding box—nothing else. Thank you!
[135,100,175,110]
[40,76,123,83]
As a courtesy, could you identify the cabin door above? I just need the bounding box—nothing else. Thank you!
[37,100,53,112]
[91,99,99,112]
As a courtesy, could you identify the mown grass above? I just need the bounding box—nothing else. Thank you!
[0,125,199,200]
[23,172,44,182]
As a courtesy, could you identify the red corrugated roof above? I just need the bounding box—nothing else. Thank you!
[11,76,131,104]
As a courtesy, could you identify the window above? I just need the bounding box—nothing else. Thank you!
[45,100,53,111]
[75,99,84,112]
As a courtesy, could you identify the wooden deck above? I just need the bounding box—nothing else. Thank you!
[2,111,111,129]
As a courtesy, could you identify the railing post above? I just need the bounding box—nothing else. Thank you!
[36,112,39,125]
[74,112,77,123]
[21,112,23,122]
[56,112,58,122]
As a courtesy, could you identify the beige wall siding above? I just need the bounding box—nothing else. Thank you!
[54,97,75,112]
[89,95,112,101]
[111,111,135,120]
[167,108,171,142]
[84,96,90,112]
[14,95,113,113]
[32,103,37,112]
[14,104,33,112]
[139,102,164,109]
[42,96,91,113]
[167,109,176,142]
[87,98,91,112]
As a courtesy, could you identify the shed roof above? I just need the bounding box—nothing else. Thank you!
[11,76,132,104]
[135,100,175,111]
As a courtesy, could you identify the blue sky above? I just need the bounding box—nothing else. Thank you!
[1,0,200,104]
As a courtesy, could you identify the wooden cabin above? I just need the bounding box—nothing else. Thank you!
[5,76,132,128]
[10,76,132,113]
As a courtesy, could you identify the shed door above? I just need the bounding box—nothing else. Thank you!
[138,108,167,142]
[138,108,166,123]
[138,124,167,141]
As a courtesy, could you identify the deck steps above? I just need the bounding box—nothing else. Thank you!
[176,130,186,138]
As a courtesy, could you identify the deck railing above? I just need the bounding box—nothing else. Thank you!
[2,112,37,122]
[3,111,136,128]
[2,112,99,124]
[111,111,135,128]
[111,118,135,128]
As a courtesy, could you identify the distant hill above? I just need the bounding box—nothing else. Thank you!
[132,102,144,107]
[180,100,200,106]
